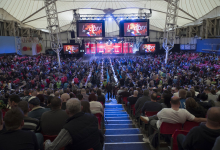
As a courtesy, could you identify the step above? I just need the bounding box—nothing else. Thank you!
[105,128,141,135]
[106,120,132,124]
[105,124,135,129]
[105,112,127,114]
[105,105,123,108]
[105,108,124,111]
[105,117,130,120]
[105,143,151,150]
[105,134,144,143]
[105,114,128,117]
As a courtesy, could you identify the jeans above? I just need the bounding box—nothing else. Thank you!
[107,91,112,100]
[35,133,44,150]
[177,134,186,150]
[147,115,159,137]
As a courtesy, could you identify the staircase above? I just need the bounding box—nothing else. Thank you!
[104,102,151,150]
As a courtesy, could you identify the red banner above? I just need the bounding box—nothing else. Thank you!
[97,43,105,53]
[129,43,134,53]
[90,43,96,54]
[123,43,128,53]
[104,43,113,53]
[113,43,122,54]
[85,43,90,54]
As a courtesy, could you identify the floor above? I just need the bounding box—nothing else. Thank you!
[103,98,152,150]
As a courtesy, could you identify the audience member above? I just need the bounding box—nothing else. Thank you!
[179,89,187,109]
[185,97,206,118]
[81,88,89,101]
[8,94,21,108]
[41,97,68,135]
[135,89,150,118]
[177,107,220,150]
[61,93,70,110]
[81,100,91,113]
[89,94,103,115]
[127,90,139,105]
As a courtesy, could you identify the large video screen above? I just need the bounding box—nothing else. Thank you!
[120,20,149,37]
[77,20,105,37]
[63,44,79,54]
[140,44,156,53]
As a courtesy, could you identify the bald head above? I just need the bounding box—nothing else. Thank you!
[171,96,180,105]
[207,107,220,126]
[66,98,81,115]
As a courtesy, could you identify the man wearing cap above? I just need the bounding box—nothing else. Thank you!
[28,97,50,120]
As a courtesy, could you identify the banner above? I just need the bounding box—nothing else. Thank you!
[21,37,45,55]
[97,43,105,53]
[90,43,96,54]
[123,43,128,53]
[113,43,122,54]
[85,43,90,54]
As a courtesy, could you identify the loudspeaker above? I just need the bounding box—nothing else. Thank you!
[70,40,75,44]
[142,38,148,43]
[71,31,75,38]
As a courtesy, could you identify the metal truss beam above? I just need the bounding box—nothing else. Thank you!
[3,21,20,36]
[163,0,180,64]
[44,0,62,68]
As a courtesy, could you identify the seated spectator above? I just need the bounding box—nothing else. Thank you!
[135,90,150,119]
[177,107,220,150]
[81,100,91,113]
[37,94,47,107]
[81,88,89,101]
[179,89,187,109]
[173,87,180,97]
[45,98,102,150]
[69,92,75,98]
[141,92,162,115]
[18,101,39,132]
[41,97,69,135]
[61,93,70,110]
[45,96,53,108]
[140,96,206,144]
[215,95,220,107]
[0,108,39,150]
[205,88,218,101]
[161,92,172,108]
[185,97,206,118]
[28,97,49,120]
[97,89,105,105]
[186,91,192,98]
[21,90,31,101]
[54,91,60,97]
[212,136,220,150]
[8,94,21,108]
[89,93,103,115]
[127,90,139,105]
[198,93,214,111]
[190,89,200,102]
[77,94,83,101]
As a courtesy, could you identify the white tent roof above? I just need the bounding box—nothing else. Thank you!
[0,0,220,32]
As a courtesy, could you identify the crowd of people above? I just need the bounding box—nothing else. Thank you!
[0,52,220,150]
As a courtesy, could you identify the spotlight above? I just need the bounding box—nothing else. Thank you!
[97,17,100,20]
[120,18,123,20]
[108,17,112,20]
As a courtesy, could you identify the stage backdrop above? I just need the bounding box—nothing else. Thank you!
[0,36,16,54]
[196,39,220,54]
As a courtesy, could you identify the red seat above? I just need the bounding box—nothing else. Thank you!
[158,122,182,149]
[183,121,200,132]
[130,104,135,116]
[123,97,128,106]
[94,113,102,129]
[171,130,189,150]
[145,111,158,117]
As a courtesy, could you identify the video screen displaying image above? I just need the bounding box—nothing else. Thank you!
[140,44,156,53]
[63,45,79,54]
[78,23,103,37]
[124,22,148,37]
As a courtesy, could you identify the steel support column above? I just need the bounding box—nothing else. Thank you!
[163,0,180,64]
[44,0,62,68]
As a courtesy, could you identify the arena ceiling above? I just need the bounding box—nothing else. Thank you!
[0,0,220,32]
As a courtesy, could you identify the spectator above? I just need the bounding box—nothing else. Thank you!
[77,94,83,101]
[81,88,89,101]
[81,100,91,113]
[54,91,60,97]
[141,92,162,115]
[28,97,49,120]
[61,93,70,110]
[89,93,103,115]
[212,136,220,150]
[45,98,102,150]
[8,94,21,108]
[161,92,172,108]
[97,89,105,106]
[37,94,47,107]
[45,96,54,108]
[41,97,69,135]
[185,97,206,118]
[0,108,39,150]
[186,91,192,98]
[69,92,75,98]
[18,101,40,132]
[205,88,218,101]
[141,96,206,144]
[127,90,139,105]
[215,95,220,107]
[198,93,214,111]
[173,87,180,97]
[135,89,150,119]
[179,89,187,109]
[21,90,31,101]
[177,107,220,150]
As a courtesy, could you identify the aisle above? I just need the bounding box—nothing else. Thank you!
[104,99,151,150]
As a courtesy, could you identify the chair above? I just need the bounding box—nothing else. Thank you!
[94,113,102,129]
[123,97,128,106]
[145,111,158,117]
[158,122,182,150]
[171,130,189,150]
[183,121,200,132]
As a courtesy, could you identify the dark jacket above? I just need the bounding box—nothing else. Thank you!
[134,96,151,118]
[182,123,220,150]
[63,112,102,150]
[187,106,206,118]
[106,84,112,91]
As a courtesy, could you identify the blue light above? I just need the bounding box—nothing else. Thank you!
[109,17,112,20]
